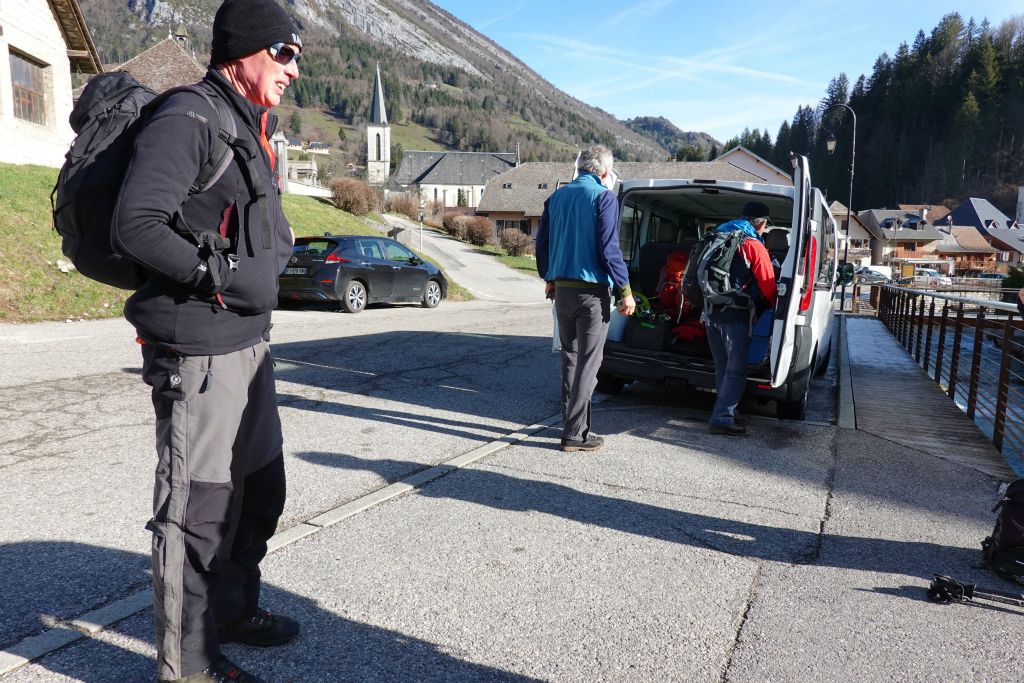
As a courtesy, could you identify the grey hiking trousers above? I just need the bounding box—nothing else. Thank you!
[555,285,611,442]
[141,340,285,681]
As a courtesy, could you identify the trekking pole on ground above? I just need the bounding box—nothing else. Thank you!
[927,574,1024,609]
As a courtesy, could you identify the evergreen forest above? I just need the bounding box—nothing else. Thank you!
[720,13,1024,216]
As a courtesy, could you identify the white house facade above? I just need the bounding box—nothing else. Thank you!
[0,0,101,167]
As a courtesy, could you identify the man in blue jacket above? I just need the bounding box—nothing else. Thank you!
[113,1,302,680]
[535,145,636,452]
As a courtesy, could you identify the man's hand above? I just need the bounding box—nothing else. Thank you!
[618,294,636,316]
[544,280,556,300]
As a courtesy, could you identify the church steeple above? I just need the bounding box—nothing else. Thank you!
[370,62,388,125]
[366,62,391,185]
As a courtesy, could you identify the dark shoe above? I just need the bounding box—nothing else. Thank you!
[709,422,746,436]
[160,656,266,682]
[218,609,299,647]
[733,413,750,426]
[560,435,604,452]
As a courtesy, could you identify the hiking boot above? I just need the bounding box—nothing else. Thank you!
[218,609,299,647]
[560,435,604,452]
[709,422,746,436]
[160,656,266,683]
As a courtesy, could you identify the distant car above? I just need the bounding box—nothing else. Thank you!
[855,266,889,284]
[978,272,1008,282]
[279,234,447,313]
[905,267,952,288]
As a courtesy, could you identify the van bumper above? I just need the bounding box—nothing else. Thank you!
[600,325,812,401]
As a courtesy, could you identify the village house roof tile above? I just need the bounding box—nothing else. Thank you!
[477,161,762,217]
[986,228,1024,255]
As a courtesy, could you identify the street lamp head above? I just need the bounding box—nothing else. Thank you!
[825,132,838,155]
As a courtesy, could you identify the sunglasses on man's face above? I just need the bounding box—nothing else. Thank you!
[268,43,301,66]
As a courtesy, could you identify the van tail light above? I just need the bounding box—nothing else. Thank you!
[757,383,772,389]
[325,253,350,263]
[800,235,816,312]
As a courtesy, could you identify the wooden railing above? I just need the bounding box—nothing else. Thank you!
[876,285,1024,469]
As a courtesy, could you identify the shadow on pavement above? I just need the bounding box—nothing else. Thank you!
[271,332,559,427]
[293,450,982,579]
[1,542,541,682]
[0,541,149,650]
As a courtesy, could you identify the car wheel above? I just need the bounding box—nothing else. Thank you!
[341,280,367,313]
[422,279,442,308]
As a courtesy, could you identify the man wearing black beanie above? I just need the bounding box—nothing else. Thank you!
[112,1,303,681]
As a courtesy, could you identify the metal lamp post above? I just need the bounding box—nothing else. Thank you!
[823,103,856,312]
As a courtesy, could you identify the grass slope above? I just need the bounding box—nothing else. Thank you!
[0,163,130,322]
[0,163,469,322]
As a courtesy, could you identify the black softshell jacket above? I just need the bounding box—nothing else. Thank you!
[113,68,292,355]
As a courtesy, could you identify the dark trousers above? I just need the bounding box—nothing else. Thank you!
[555,286,611,441]
[142,341,285,680]
[705,312,751,426]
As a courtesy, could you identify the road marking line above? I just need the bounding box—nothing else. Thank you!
[0,413,561,676]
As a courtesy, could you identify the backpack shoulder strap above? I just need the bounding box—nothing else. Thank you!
[179,85,237,195]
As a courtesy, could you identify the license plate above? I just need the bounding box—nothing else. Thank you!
[284,267,306,275]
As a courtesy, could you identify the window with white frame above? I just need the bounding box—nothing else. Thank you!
[10,51,47,126]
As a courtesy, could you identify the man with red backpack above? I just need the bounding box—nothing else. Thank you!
[702,201,778,435]
[112,1,302,680]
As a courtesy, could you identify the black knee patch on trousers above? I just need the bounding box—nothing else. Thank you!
[212,454,286,623]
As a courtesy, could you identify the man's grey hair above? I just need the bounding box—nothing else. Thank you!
[577,145,614,176]
[750,217,769,229]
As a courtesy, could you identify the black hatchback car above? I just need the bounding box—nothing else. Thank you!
[278,234,447,313]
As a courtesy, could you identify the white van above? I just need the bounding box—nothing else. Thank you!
[598,155,840,419]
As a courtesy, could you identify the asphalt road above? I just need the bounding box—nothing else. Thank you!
[1,296,1020,682]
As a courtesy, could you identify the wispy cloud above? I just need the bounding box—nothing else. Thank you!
[592,0,677,33]
[477,0,529,30]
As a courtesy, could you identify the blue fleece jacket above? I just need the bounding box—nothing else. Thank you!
[534,173,631,293]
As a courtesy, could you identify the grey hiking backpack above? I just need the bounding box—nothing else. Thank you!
[682,229,755,311]
[51,71,244,290]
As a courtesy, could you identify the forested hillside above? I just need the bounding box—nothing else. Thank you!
[721,13,1024,215]
[623,117,721,160]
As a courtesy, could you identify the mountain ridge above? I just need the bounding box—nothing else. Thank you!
[79,0,716,167]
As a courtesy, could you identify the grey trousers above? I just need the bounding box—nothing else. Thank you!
[705,313,751,426]
[555,286,611,441]
[141,340,285,681]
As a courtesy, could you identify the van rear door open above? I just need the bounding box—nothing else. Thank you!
[769,155,811,388]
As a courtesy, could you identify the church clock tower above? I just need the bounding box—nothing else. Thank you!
[366,63,391,185]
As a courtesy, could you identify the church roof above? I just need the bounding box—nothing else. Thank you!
[113,37,205,94]
[391,151,518,187]
[370,63,388,126]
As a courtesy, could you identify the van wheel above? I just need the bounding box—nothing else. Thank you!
[777,375,809,420]
[596,373,626,395]
[813,341,831,377]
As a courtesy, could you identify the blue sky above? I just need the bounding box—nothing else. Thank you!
[431,0,1024,144]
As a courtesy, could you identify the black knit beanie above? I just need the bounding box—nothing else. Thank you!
[210,0,302,66]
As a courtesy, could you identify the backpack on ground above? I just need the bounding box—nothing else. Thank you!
[681,229,753,312]
[51,71,241,290]
[982,480,1024,585]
